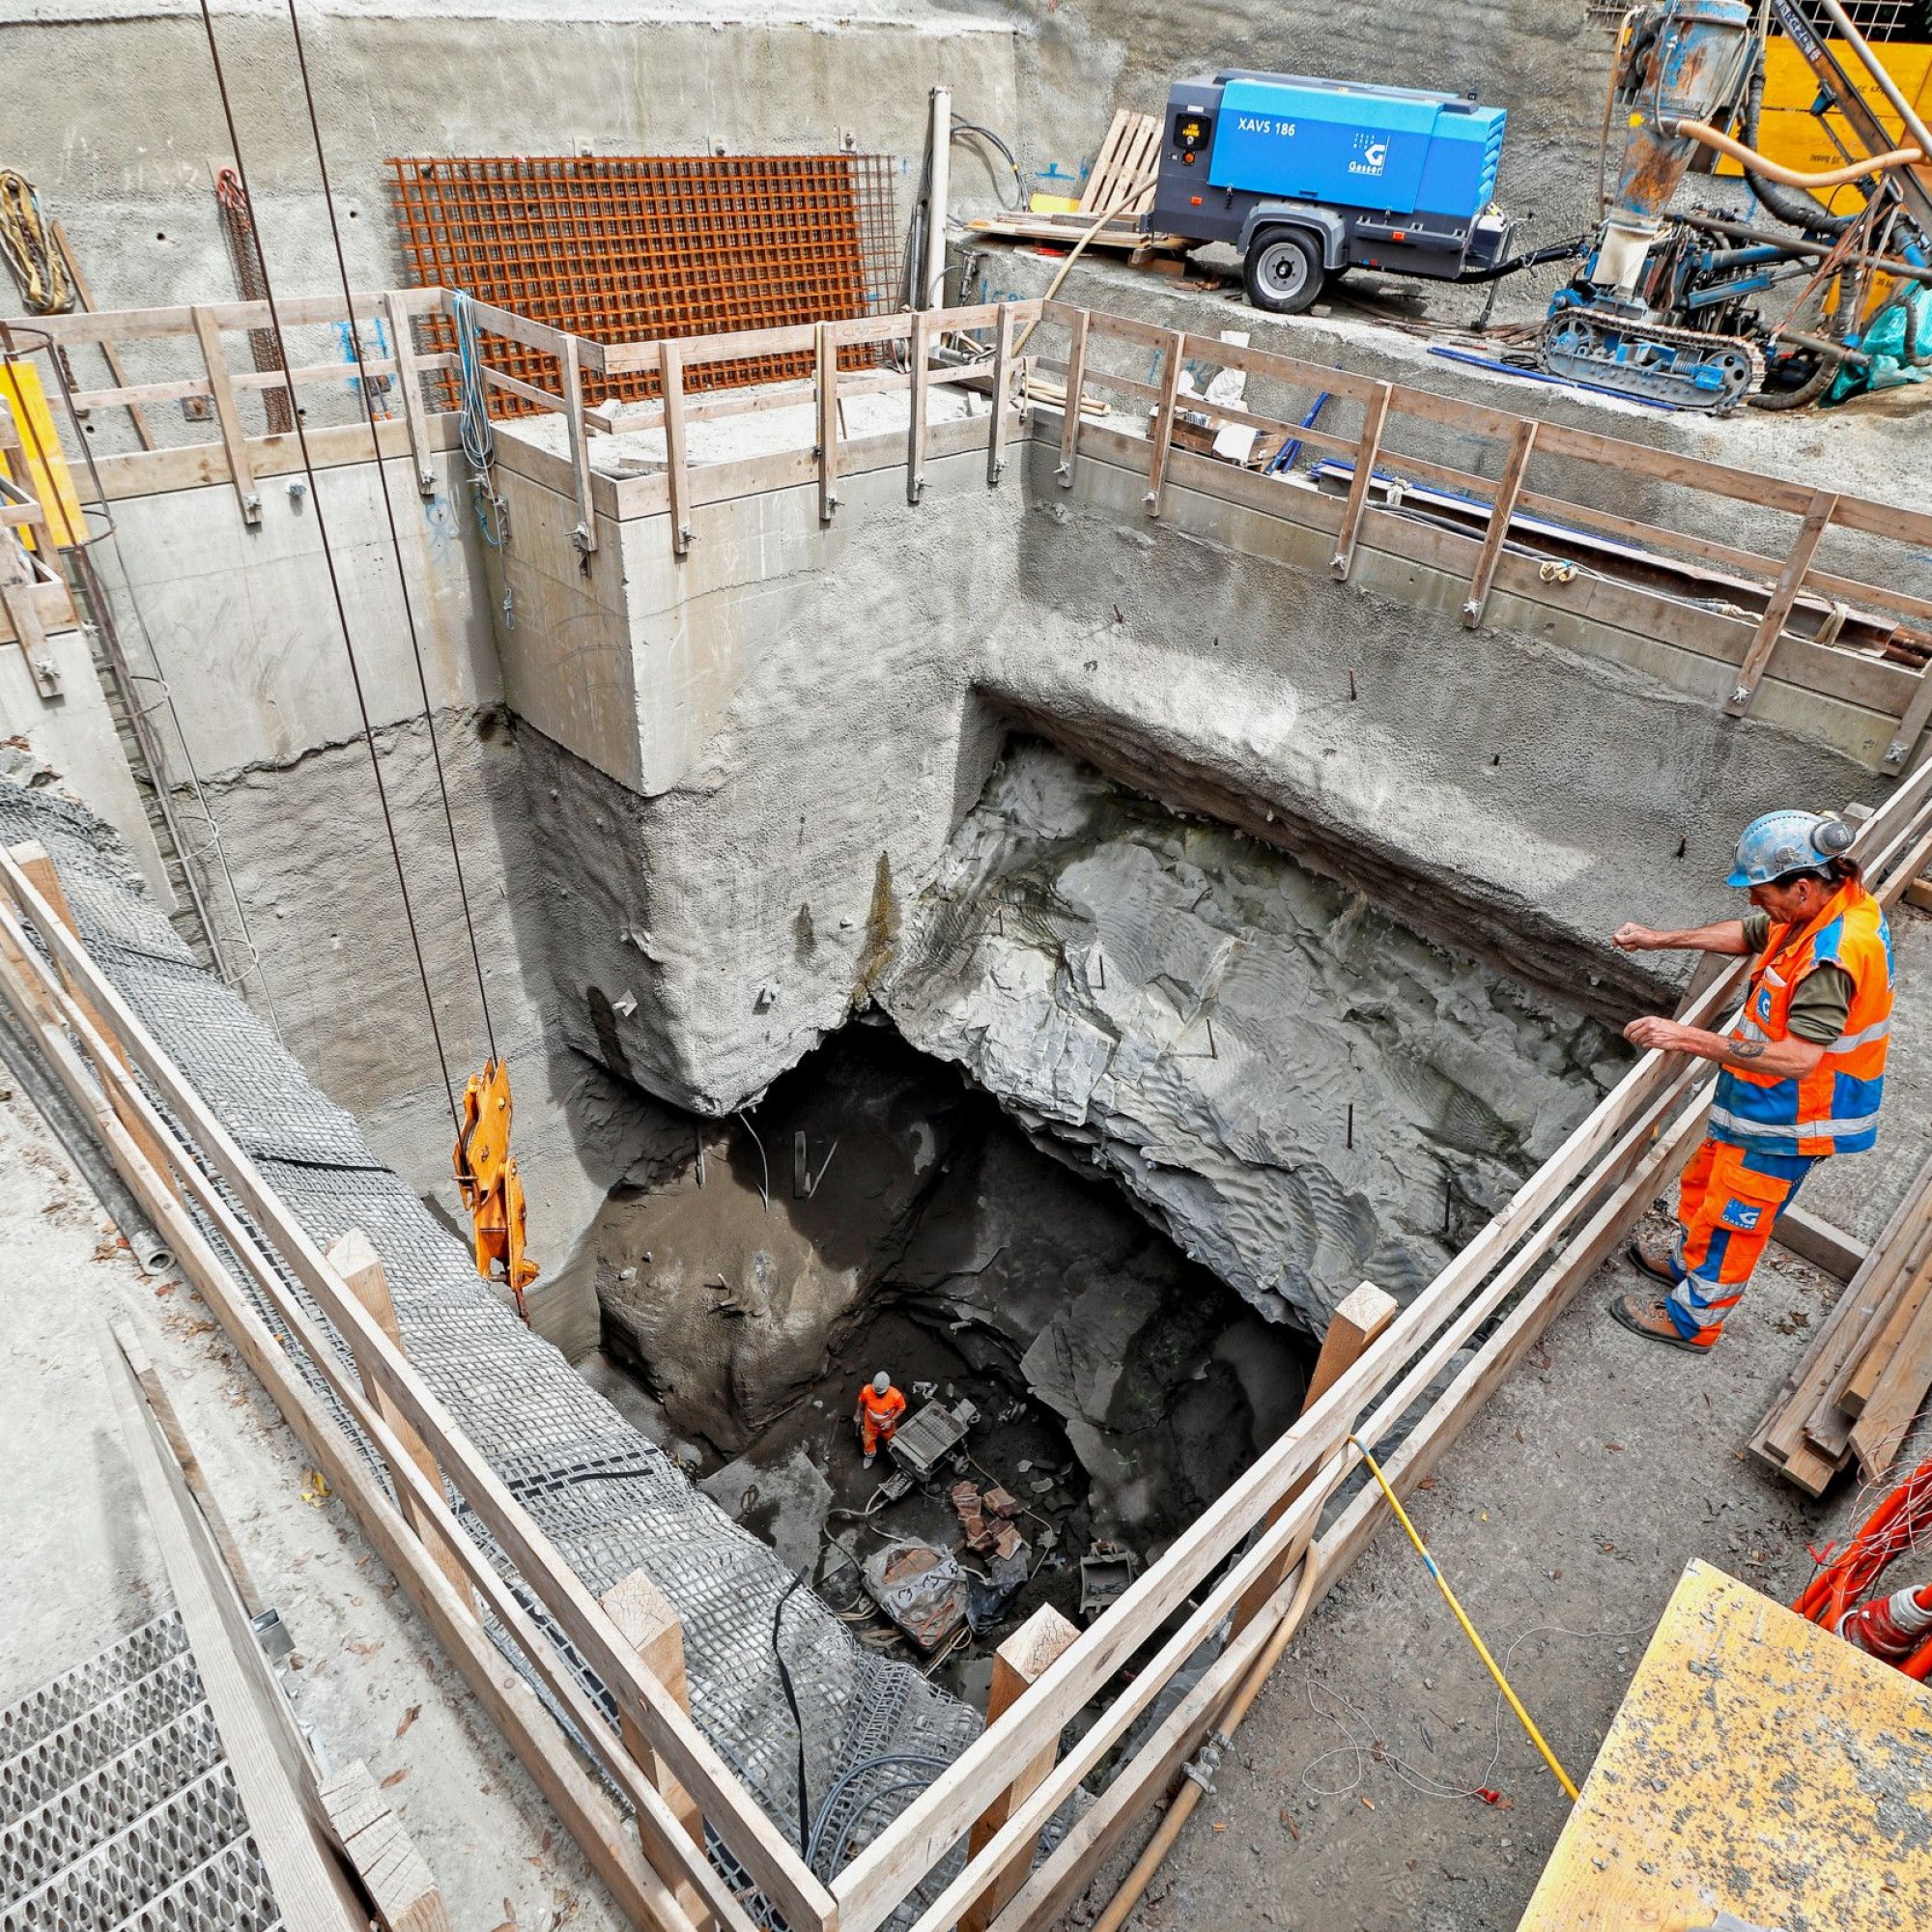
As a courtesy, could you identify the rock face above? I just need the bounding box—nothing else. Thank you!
[882,741,1624,1333]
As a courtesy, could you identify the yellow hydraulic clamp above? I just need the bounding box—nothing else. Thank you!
[453,1058,539,1322]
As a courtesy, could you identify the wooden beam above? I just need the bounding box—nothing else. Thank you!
[317,1760,452,1932]
[1144,328,1184,519]
[1884,668,1932,777]
[0,913,743,1932]
[907,308,931,505]
[559,332,597,556]
[601,1569,711,1929]
[382,291,438,497]
[104,1328,364,1932]
[1329,382,1391,582]
[1303,1282,1400,1411]
[1461,417,1538,629]
[661,340,692,558]
[815,323,838,525]
[1056,307,1090,491]
[51,220,156,450]
[960,1606,1079,1932]
[5,840,181,1197]
[1725,491,1838,716]
[190,305,262,526]
[986,301,1015,489]
[0,853,831,1932]
[1772,1203,1868,1284]
[325,1229,475,1613]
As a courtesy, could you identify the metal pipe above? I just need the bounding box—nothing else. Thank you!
[1817,0,1932,165]
[1666,116,1921,187]
[1675,211,1932,284]
[0,997,173,1273]
[923,87,952,310]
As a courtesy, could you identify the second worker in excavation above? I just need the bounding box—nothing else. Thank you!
[1608,810,1894,1352]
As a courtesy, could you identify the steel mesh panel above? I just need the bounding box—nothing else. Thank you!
[388,153,898,411]
[0,1619,189,1766]
[0,781,978,1909]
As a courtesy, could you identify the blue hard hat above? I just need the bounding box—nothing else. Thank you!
[1727,810,1855,888]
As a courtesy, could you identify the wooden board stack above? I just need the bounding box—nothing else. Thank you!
[1753,1150,1932,1495]
[966,111,1187,256]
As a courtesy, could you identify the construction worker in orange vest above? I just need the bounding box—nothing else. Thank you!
[1608,809,1892,1352]
[855,1369,907,1467]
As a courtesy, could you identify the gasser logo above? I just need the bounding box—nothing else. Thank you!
[1349,135,1389,178]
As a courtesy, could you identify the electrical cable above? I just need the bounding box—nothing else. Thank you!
[279,0,498,1065]
[772,1569,814,1853]
[193,0,461,1133]
[949,120,1027,211]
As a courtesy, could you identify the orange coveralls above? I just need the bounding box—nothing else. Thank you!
[856,1382,907,1457]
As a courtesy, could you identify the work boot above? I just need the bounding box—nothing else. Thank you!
[1608,1291,1716,1354]
[1627,1236,1680,1287]
[864,1453,875,1468]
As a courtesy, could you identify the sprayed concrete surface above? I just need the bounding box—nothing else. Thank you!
[0,1062,627,1932]
[884,741,1621,1332]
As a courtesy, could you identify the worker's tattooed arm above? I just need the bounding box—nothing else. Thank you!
[1612,919,1751,955]
[1621,1014,1825,1078]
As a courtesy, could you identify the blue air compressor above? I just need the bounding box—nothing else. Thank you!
[1150,71,1537,314]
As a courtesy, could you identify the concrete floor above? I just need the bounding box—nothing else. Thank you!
[0,1079,627,1932]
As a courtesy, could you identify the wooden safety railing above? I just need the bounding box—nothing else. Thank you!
[1033,300,1932,759]
[0,837,832,1932]
[0,391,76,669]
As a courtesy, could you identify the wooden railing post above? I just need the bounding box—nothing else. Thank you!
[1726,489,1838,716]
[5,840,181,1195]
[986,300,1014,488]
[382,291,437,497]
[325,1228,475,1615]
[559,332,598,557]
[189,305,262,526]
[1330,381,1390,581]
[601,1568,712,1928]
[907,309,931,505]
[1145,327,1184,518]
[1057,306,1090,491]
[960,1605,1079,1932]
[815,322,839,524]
[1461,417,1539,629]
[661,339,693,557]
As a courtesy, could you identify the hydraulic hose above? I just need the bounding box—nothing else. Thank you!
[1739,58,1859,238]
[1668,119,1921,190]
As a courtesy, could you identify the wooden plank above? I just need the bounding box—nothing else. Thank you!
[559,332,598,556]
[960,1606,1079,1932]
[1329,383,1391,581]
[481,366,567,414]
[0,911,746,1932]
[5,840,181,1198]
[1726,491,1839,715]
[1841,1242,1932,1416]
[80,415,455,506]
[601,1570,711,1929]
[1461,417,1539,629]
[982,1566,1305,1932]
[1145,328,1184,519]
[325,1229,475,1611]
[1884,667,1932,776]
[1849,1269,1932,1478]
[1772,1202,1868,1283]
[1056,307,1091,490]
[383,291,438,497]
[10,289,395,344]
[1302,1282,1400,1410]
[815,323,838,524]
[1517,1561,1932,1931]
[104,1330,363,1932]
[986,301,1015,488]
[661,340,692,557]
[190,305,262,526]
[1079,111,1134,213]
[907,308,931,506]
[53,220,156,450]
[0,856,830,1932]
[318,1761,452,1932]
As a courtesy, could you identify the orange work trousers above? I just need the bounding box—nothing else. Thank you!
[1667,1136,1817,1345]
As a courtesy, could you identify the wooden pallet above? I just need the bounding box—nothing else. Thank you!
[1080,109,1162,219]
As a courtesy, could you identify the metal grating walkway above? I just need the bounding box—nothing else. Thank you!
[0,1613,282,1932]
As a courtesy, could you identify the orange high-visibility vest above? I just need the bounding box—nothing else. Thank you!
[1710,881,1892,1158]
[858,1384,906,1430]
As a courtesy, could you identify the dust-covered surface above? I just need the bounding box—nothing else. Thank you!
[884,741,1622,1332]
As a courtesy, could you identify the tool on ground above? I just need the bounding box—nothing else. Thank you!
[1140,2,1931,411]
[452,1057,539,1321]
[0,170,73,315]
[1349,1435,1580,1802]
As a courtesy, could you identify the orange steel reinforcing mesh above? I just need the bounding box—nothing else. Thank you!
[388,154,899,412]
